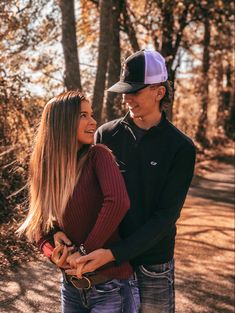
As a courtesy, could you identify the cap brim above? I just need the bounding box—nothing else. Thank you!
[107,81,147,94]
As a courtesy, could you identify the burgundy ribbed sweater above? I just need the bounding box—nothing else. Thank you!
[39,144,133,279]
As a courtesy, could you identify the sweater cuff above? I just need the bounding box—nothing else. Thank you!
[47,224,62,237]
[110,241,129,265]
[36,235,55,259]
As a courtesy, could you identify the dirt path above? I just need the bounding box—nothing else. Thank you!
[175,160,234,313]
[0,161,234,313]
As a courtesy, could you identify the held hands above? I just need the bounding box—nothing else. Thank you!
[51,231,115,278]
[51,231,75,269]
[51,245,83,271]
[65,248,115,278]
[51,242,85,278]
[66,251,82,268]
[51,244,71,269]
[65,261,85,278]
[75,248,115,275]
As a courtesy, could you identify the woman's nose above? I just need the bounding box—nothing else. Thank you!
[90,116,97,125]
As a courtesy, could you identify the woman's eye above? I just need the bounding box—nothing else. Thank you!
[80,113,87,118]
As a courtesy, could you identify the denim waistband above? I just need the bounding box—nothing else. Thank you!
[137,258,174,272]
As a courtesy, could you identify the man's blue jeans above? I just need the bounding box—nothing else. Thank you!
[135,259,175,313]
[61,276,140,313]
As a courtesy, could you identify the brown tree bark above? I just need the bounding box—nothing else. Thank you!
[215,51,224,132]
[122,0,140,52]
[105,0,123,121]
[195,12,210,148]
[223,63,234,139]
[160,0,175,120]
[92,0,111,123]
[58,0,82,90]
[159,0,189,121]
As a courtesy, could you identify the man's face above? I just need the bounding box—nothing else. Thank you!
[123,85,161,119]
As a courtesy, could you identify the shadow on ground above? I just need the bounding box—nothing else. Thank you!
[0,161,234,313]
[0,260,60,313]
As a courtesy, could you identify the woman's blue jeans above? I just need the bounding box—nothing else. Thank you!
[61,276,140,313]
[135,259,175,313]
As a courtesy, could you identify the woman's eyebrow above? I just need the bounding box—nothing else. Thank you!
[80,111,94,114]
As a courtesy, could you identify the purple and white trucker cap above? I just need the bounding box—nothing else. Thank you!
[107,49,168,94]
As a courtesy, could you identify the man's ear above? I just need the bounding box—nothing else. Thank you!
[156,86,166,101]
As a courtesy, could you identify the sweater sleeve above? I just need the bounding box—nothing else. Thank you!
[35,233,55,259]
[110,142,196,264]
[34,224,61,259]
[83,145,130,252]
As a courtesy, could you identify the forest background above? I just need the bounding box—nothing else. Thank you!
[0,0,234,274]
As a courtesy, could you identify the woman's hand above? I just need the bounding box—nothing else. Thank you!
[51,244,71,269]
[54,231,72,247]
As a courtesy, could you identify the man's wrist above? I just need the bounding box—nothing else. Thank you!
[106,249,115,262]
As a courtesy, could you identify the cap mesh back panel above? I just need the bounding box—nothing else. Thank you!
[144,51,168,84]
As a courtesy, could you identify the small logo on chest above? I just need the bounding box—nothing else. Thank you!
[150,161,158,166]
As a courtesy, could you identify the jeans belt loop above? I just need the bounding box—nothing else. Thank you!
[61,269,69,284]
[133,271,138,280]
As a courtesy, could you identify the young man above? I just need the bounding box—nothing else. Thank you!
[76,49,196,313]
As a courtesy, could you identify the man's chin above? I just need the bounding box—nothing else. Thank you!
[130,111,141,119]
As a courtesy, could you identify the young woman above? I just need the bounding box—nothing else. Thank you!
[18,91,140,313]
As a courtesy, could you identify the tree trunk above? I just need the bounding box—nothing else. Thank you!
[195,13,211,147]
[92,0,111,123]
[160,0,175,121]
[215,51,224,133]
[58,0,82,90]
[156,0,189,121]
[105,0,122,121]
[122,0,140,52]
[223,63,235,139]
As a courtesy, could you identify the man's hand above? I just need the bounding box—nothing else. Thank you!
[65,264,85,278]
[65,268,77,276]
[75,248,115,274]
[65,252,84,278]
[66,251,82,268]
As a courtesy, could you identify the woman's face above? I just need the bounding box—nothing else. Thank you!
[77,101,97,148]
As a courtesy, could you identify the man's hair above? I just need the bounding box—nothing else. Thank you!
[159,80,173,111]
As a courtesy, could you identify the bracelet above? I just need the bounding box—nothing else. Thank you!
[79,244,87,256]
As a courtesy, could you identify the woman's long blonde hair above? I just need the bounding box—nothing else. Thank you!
[18,91,89,241]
